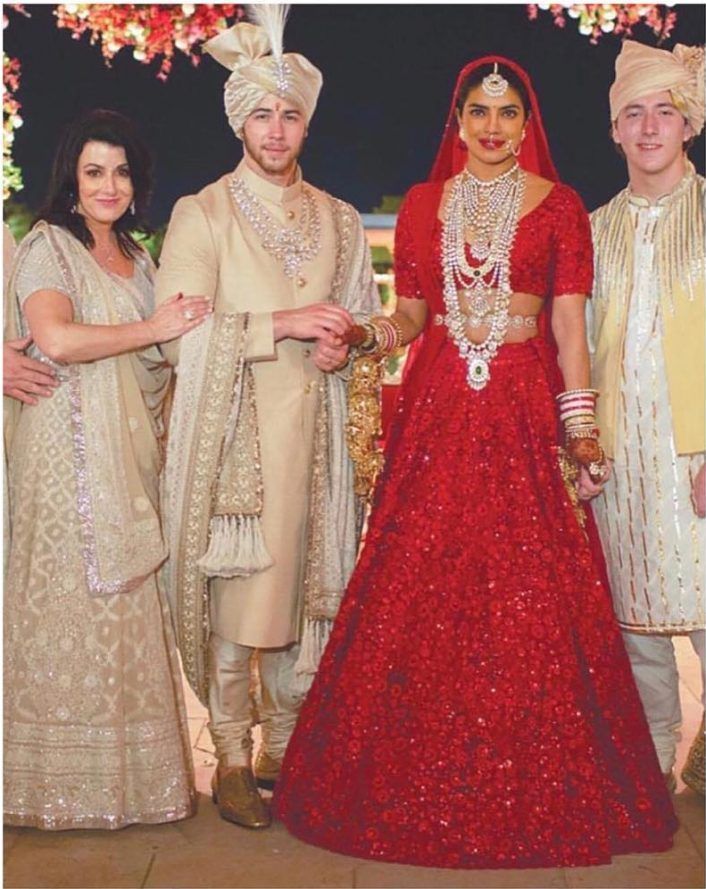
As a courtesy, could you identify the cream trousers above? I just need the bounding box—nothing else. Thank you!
[207,633,304,768]
[622,629,705,773]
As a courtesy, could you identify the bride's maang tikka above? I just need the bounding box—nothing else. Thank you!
[482,62,508,97]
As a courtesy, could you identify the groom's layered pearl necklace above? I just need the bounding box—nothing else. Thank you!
[441,163,526,390]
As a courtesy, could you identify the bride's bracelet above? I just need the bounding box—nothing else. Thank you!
[556,389,608,482]
[565,424,600,441]
[359,315,403,359]
[556,388,599,426]
[556,390,598,441]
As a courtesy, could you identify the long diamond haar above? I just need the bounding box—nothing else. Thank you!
[441,164,526,390]
[229,176,322,278]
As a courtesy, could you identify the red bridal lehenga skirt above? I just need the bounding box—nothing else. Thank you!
[275,337,677,869]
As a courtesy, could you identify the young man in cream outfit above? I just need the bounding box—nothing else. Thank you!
[587,41,704,793]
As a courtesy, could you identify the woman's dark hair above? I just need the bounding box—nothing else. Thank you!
[455,63,531,120]
[35,109,153,258]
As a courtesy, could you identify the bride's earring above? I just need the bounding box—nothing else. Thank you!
[509,129,526,157]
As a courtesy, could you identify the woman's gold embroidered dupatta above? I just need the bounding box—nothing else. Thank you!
[5,222,170,594]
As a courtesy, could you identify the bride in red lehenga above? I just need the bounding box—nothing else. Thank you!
[275,56,677,869]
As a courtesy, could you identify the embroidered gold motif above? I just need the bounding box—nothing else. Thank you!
[175,313,249,702]
[346,354,384,498]
[214,364,263,516]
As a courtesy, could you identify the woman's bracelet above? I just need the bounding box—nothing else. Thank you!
[359,315,403,359]
[556,388,599,435]
[565,424,600,441]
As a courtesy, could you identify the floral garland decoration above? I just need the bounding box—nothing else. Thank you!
[54,4,243,80]
[527,4,677,45]
[3,5,244,198]
[3,5,27,198]
[3,53,23,199]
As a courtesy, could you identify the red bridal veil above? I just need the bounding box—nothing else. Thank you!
[428,54,558,183]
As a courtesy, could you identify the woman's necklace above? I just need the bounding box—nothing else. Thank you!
[92,240,121,270]
[441,163,526,390]
[228,175,321,279]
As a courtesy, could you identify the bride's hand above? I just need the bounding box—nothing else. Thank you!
[341,324,368,347]
[567,437,610,485]
[576,463,611,501]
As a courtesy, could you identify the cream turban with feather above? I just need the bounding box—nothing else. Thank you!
[609,41,705,136]
[203,6,323,140]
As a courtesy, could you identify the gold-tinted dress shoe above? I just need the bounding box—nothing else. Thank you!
[211,765,271,829]
[254,749,282,790]
[682,716,705,795]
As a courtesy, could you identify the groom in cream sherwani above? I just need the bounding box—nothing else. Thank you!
[156,9,380,829]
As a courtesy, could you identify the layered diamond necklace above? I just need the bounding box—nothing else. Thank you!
[228,175,321,278]
[441,162,526,390]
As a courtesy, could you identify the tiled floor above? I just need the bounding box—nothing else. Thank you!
[4,640,704,889]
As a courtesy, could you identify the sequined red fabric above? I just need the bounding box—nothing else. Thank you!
[395,182,594,303]
[275,183,677,869]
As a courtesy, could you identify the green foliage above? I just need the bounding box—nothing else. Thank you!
[377,281,391,306]
[371,245,393,275]
[372,195,403,214]
[3,158,23,201]
[385,353,401,376]
[134,225,167,262]
[3,198,33,242]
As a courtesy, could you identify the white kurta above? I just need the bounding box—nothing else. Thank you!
[592,196,705,633]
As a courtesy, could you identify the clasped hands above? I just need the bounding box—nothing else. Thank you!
[273,303,358,373]
[568,436,611,502]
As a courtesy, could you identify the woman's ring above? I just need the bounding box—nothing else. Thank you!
[184,309,195,320]
[589,461,608,481]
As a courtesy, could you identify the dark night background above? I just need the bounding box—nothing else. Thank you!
[4,3,705,227]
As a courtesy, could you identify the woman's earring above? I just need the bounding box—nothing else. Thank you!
[130,200,136,215]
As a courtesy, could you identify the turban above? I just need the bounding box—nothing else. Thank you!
[203,15,323,140]
[609,41,705,137]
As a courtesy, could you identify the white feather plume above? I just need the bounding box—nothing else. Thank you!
[246,4,290,60]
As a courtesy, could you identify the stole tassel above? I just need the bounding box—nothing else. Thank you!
[197,514,274,577]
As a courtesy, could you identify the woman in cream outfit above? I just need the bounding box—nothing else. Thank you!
[4,110,210,829]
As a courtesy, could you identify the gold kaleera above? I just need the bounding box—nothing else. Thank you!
[345,354,385,499]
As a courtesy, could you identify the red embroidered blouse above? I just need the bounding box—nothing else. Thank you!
[394,181,593,311]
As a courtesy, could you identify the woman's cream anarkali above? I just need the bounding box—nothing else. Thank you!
[4,224,195,829]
